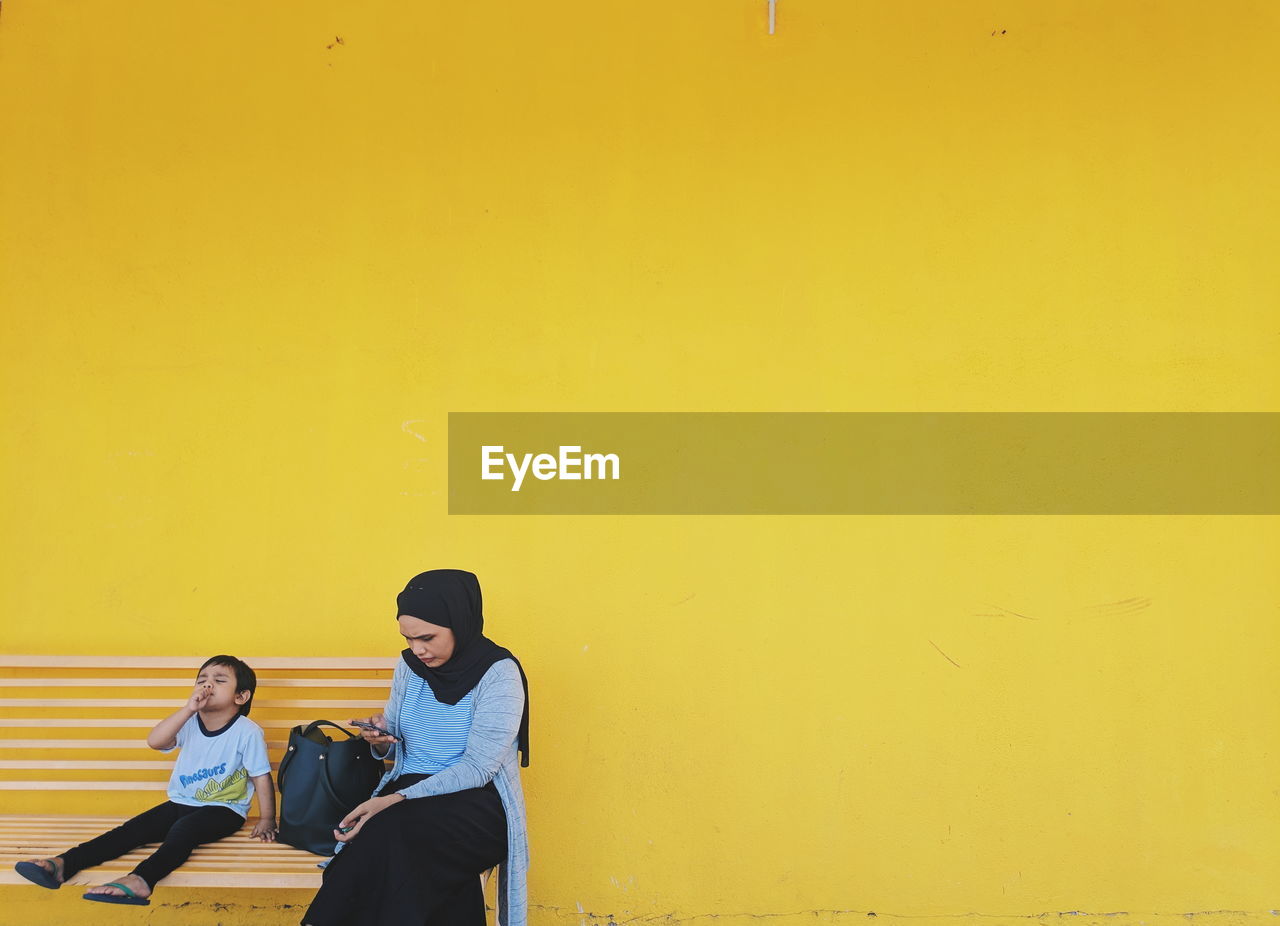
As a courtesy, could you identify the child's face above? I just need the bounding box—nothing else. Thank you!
[194,663,250,713]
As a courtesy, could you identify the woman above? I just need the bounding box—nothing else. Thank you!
[303,569,531,926]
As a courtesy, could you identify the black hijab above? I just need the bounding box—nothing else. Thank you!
[396,569,530,767]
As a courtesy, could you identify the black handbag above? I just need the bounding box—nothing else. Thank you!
[276,720,387,856]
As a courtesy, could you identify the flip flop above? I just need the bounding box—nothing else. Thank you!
[82,881,151,906]
[14,860,63,890]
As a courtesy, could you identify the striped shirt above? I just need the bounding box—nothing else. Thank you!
[399,673,475,774]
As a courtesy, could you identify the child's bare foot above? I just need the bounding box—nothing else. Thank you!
[84,873,151,901]
[15,857,64,888]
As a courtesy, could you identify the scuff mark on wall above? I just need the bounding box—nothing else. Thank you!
[402,419,429,442]
[1082,597,1152,617]
[973,603,1038,620]
[929,639,962,668]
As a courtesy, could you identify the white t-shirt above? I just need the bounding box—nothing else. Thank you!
[161,714,271,818]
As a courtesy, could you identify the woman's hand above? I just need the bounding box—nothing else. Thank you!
[334,793,405,842]
[350,713,398,746]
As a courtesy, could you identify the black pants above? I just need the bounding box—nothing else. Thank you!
[303,775,507,926]
[58,800,244,890]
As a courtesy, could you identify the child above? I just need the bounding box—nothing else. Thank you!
[13,654,277,906]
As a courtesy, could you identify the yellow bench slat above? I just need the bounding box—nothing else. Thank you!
[0,853,324,867]
[0,834,308,845]
[0,869,325,887]
[0,759,281,770]
[0,678,390,688]
[0,656,391,670]
[0,781,170,790]
[0,738,287,750]
[0,760,173,770]
[0,815,153,823]
[0,718,362,729]
[0,698,385,708]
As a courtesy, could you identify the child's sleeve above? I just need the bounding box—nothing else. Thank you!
[243,726,271,777]
[158,715,192,754]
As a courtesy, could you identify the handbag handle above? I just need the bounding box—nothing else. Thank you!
[292,719,377,809]
[279,720,361,792]
[301,719,360,741]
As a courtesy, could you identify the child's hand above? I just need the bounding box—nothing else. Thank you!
[251,818,277,842]
[186,683,212,712]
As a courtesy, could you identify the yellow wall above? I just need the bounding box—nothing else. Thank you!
[1,1,1277,924]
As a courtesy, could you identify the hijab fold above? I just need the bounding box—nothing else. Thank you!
[396,569,530,767]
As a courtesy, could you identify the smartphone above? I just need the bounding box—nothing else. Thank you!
[337,824,356,834]
[350,720,394,738]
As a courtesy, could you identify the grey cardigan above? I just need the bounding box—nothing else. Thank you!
[372,657,530,926]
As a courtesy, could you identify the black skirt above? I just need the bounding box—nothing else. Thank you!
[302,775,508,926]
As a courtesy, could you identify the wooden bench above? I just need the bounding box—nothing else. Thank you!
[0,655,394,889]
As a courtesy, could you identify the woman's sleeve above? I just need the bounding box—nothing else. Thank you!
[372,660,407,761]
[395,659,523,800]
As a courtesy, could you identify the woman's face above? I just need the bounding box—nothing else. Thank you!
[398,615,457,667]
